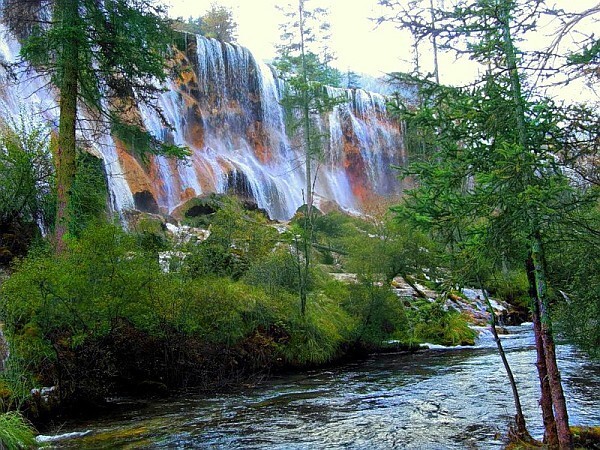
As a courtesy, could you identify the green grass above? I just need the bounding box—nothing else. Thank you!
[0,412,37,449]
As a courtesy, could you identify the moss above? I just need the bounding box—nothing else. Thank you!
[505,427,600,450]
[572,426,600,449]
[72,425,153,448]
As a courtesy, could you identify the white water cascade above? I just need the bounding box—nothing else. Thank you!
[0,24,135,216]
[0,29,407,221]
[138,36,407,220]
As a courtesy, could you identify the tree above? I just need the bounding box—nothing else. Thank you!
[377,0,443,82]
[1,0,187,251]
[345,69,361,90]
[273,0,343,316]
[384,1,599,448]
[0,113,54,264]
[200,2,237,42]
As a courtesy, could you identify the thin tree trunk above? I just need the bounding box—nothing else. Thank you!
[54,0,80,252]
[298,0,313,213]
[526,255,559,448]
[500,3,572,446]
[429,0,440,84]
[479,281,531,441]
[531,234,573,449]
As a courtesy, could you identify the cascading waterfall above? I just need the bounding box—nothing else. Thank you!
[0,24,135,217]
[137,35,407,220]
[0,28,406,222]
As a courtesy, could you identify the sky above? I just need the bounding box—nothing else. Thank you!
[167,0,404,76]
[166,0,598,97]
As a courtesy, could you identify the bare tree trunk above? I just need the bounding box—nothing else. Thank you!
[479,282,532,441]
[531,234,573,449]
[527,256,559,448]
[54,0,80,252]
[429,0,440,83]
[298,0,313,214]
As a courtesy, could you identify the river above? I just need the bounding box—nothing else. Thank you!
[39,325,599,449]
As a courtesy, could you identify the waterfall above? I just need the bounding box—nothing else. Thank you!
[0,24,135,217]
[0,28,406,222]
[137,35,406,220]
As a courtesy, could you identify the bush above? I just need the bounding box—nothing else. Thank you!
[338,282,408,348]
[407,300,476,346]
[486,270,530,308]
[0,220,361,404]
[184,197,278,279]
[0,114,54,265]
[244,248,305,296]
[69,151,108,236]
[278,293,354,365]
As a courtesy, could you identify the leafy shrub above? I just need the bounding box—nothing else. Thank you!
[340,283,409,348]
[69,152,108,236]
[279,293,354,365]
[407,300,476,346]
[486,270,530,308]
[184,197,278,279]
[0,114,54,265]
[244,248,306,295]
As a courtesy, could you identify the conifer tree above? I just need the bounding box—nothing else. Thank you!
[383,1,599,448]
[1,0,186,250]
[274,0,342,316]
[200,2,237,42]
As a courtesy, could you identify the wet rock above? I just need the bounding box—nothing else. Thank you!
[171,194,224,220]
[165,223,211,245]
[391,276,437,300]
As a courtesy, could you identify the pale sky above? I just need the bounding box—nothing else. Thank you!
[166,0,599,97]
[167,0,405,76]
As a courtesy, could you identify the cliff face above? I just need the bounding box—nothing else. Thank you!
[0,30,407,221]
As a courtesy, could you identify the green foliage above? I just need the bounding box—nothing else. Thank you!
[185,198,278,279]
[0,115,54,264]
[244,248,301,296]
[389,62,598,321]
[112,122,190,161]
[16,0,174,110]
[279,293,353,365]
[341,282,408,348]
[486,270,530,308]
[0,412,37,450]
[338,213,439,284]
[172,16,203,35]
[199,2,237,42]
[69,152,108,236]
[4,0,187,242]
[547,203,600,358]
[0,114,54,229]
[407,300,476,346]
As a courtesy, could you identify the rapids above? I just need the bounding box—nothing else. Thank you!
[40,325,600,449]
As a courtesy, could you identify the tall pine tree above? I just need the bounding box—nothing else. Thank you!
[384,1,599,448]
[2,0,186,250]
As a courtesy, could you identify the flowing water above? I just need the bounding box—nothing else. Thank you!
[40,326,599,449]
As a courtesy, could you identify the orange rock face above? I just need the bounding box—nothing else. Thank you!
[109,36,406,219]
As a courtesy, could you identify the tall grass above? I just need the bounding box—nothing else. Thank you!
[0,412,37,449]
